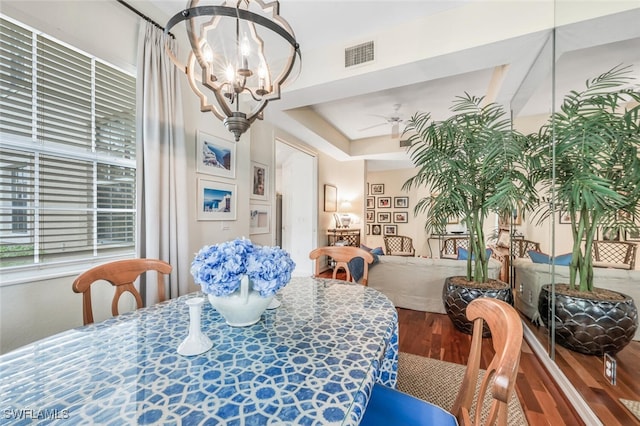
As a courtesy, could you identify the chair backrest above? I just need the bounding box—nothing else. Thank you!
[441,237,469,258]
[451,298,523,426]
[309,246,375,285]
[512,239,541,259]
[384,235,415,256]
[592,240,637,270]
[72,258,173,325]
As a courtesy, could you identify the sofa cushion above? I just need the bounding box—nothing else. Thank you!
[347,246,382,282]
[456,247,493,260]
[528,250,572,266]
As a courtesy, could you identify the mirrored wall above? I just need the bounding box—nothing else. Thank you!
[511,3,640,424]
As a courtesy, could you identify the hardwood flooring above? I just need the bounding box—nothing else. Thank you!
[318,270,640,425]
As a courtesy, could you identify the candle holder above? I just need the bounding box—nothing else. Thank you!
[177,297,213,356]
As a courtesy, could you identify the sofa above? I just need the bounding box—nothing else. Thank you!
[367,255,502,314]
[512,258,640,341]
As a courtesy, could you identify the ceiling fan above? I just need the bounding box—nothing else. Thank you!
[359,103,405,138]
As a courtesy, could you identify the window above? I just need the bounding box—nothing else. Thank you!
[0,16,136,269]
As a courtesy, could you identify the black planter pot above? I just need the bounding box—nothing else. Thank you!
[538,284,638,356]
[442,276,512,336]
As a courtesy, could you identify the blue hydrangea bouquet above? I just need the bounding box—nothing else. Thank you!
[190,238,296,298]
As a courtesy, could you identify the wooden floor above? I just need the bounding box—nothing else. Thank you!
[319,270,640,425]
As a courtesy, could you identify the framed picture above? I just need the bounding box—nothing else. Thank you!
[393,211,408,223]
[559,210,572,224]
[251,161,268,200]
[366,210,375,223]
[249,204,270,234]
[377,212,391,223]
[371,184,385,195]
[372,224,382,236]
[384,225,398,236]
[601,227,620,241]
[394,197,409,208]
[377,197,391,208]
[366,224,371,235]
[197,178,236,221]
[324,184,337,212]
[196,131,236,179]
[366,197,375,209]
[625,228,640,241]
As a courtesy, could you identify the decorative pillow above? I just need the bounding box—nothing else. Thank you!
[457,247,493,260]
[528,250,572,266]
[496,230,510,248]
[371,247,384,256]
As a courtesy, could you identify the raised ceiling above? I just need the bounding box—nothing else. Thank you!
[142,1,640,170]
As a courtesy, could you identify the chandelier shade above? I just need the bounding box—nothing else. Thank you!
[165,0,301,141]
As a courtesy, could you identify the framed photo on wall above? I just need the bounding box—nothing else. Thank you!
[196,131,236,179]
[394,197,409,208]
[384,225,398,236]
[377,212,391,223]
[377,197,391,208]
[366,210,375,223]
[251,161,268,200]
[197,178,236,221]
[249,204,270,234]
[371,184,385,195]
[372,224,382,236]
[393,211,408,223]
[366,197,375,209]
[324,184,337,212]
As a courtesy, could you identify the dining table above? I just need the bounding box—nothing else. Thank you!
[0,277,398,425]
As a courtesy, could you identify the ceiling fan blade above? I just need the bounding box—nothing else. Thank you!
[359,122,388,131]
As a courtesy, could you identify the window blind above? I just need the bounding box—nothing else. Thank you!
[0,16,136,268]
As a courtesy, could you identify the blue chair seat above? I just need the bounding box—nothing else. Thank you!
[360,383,458,426]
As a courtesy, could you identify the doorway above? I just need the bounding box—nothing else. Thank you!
[275,140,317,276]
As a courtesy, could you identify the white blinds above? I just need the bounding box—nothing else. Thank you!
[0,16,136,268]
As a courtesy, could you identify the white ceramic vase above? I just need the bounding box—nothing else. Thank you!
[208,275,273,327]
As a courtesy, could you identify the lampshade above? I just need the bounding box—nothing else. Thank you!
[165,0,301,141]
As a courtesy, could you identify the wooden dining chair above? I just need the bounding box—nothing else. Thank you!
[72,258,173,325]
[361,297,523,426]
[309,246,374,285]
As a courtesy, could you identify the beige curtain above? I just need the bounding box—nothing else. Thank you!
[136,21,190,304]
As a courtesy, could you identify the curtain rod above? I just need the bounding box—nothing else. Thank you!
[116,0,175,38]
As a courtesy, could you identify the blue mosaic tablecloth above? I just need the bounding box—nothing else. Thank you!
[0,277,398,425]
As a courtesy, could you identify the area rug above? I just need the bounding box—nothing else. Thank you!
[397,352,528,425]
[620,399,640,422]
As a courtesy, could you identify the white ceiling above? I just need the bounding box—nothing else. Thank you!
[141,1,640,171]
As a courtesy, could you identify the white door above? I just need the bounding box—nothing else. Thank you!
[276,141,317,276]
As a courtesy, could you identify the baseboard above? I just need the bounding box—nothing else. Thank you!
[523,324,603,426]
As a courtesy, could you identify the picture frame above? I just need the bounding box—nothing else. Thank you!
[625,228,640,241]
[324,184,337,212]
[394,197,409,208]
[384,224,398,236]
[366,224,371,235]
[377,197,391,208]
[377,212,391,223]
[366,197,375,209]
[366,210,375,223]
[371,184,385,195]
[196,131,236,179]
[559,210,572,224]
[393,211,408,223]
[249,204,270,234]
[250,161,268,200]
[197,178,236,221]
[601,227,620,241]
[372,224,382,236]
[447,215,459,225]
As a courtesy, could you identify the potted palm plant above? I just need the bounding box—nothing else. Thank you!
[532,65,640,355]
[403,94,537,334]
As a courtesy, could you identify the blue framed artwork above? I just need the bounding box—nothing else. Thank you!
[197,178,236,221]
[196,131,236,179]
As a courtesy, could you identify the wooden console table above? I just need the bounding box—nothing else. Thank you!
[327,228,361,247]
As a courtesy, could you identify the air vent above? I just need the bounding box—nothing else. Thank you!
[399,139,412,148]
[345,41,374,68]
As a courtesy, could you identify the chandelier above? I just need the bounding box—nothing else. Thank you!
[165,0,301,141]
